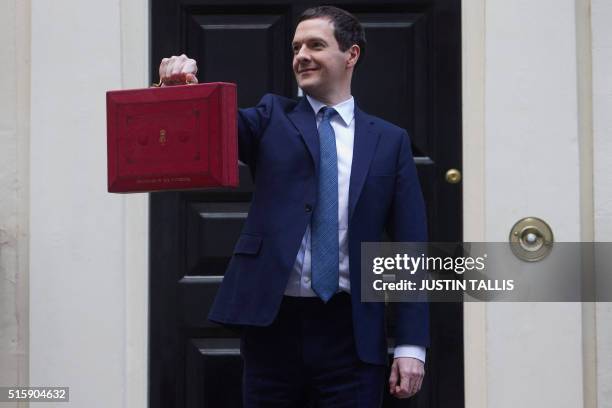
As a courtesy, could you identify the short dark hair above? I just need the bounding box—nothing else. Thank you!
[297,5,366,67]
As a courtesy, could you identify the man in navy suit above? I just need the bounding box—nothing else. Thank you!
[160,5,429,407]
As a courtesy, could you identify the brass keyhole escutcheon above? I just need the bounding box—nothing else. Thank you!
[445,168,462,184]
[509,217,554,262]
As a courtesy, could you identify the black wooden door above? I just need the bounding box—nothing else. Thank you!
[150,1,463,407]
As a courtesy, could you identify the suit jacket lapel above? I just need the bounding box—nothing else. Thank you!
[348,105,380,221]
[288,97,319,174]
[288,97,380,221]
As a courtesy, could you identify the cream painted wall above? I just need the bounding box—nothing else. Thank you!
[484,1,583,407]
[29,0,149,407]
[0,0,30,404]
[462,0,611,407]
[592,0,612,406]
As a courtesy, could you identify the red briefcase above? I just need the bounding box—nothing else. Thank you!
[106,82,238,193]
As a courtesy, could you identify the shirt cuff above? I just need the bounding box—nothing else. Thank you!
[393,344,426,363]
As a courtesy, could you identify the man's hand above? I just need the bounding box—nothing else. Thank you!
[388,357,424,399]
[158,54,198,86]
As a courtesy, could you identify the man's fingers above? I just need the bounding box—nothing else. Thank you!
[388,361,399,394]
[183,59,198,75]
[185,73,198,85]
[413,375,423,395]
[389,361,414,398]
[159,54,199,85]
[170,58,184,77]
[399,371,412,396]
[163,55,176,79]
[406,368,424,397]
[408,375,419,396]
[389,358,426,399]
[159,57,169,81]
[389,357,426,399]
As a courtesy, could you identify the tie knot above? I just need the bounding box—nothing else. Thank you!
[320,106,337,122]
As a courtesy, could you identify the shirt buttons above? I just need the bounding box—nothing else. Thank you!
[305,204,313,213]
[303,277,311,284]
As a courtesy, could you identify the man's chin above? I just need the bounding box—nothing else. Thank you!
[297,82,319,96]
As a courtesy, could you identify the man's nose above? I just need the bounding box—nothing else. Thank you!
[295,45,311,62]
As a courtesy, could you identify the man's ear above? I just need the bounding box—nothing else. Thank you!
[346,45,361,68]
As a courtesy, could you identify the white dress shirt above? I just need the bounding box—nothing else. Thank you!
[284,94,426,363]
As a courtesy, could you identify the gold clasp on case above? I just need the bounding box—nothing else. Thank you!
[159,129,167,145]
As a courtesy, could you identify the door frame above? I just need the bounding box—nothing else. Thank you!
[120,0,150,407]
[461,0,486,407]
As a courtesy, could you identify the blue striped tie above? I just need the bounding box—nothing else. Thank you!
[311,107,339,303]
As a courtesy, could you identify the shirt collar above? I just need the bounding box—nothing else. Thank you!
[305,93,355,127]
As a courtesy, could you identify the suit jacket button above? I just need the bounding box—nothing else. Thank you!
[305,204,312,213]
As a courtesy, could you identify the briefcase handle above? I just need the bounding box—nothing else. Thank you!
[151,77,194,87]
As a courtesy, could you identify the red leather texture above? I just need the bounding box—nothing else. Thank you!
[106,82,238,193]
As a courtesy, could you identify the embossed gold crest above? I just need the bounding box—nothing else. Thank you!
[159,129,167,145]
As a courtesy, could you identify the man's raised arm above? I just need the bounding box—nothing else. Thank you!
[157,55,273,172]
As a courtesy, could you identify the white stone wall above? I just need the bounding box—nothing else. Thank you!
[463,0,612,407]
[0,0,30,401]
[485,0,583,406]
[28,0,149,406]
[592,0,612,406]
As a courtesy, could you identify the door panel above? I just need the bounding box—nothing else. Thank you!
[186,12,290,104]
[352,12,429,156]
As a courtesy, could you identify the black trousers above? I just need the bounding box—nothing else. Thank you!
[240,292,386,408]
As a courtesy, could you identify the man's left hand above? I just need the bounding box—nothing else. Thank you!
[388,357,424,399]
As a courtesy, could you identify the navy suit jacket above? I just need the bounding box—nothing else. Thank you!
[208,93,429,366]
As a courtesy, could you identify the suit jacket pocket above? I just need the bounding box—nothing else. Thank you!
[233,233,263,255]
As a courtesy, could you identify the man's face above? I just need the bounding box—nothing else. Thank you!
[292,18,352,97]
